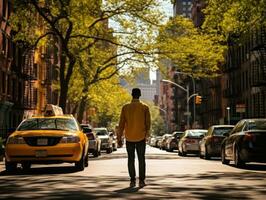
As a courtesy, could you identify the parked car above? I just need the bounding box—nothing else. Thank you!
[5,104,89,172]
[199,125,234,159]
[109,131,118,151]
[160,134,172,150]
[81,124,101,157]
[221,119,266,167]
[155,136,162,148]
[165,131,184,152]
[178,129,207,156]
[93,127,113,153]
[149,137,157,147]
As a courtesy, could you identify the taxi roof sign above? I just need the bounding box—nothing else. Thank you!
[44,104,64,116]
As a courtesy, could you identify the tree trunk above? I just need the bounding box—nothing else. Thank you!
[77,96,87,123]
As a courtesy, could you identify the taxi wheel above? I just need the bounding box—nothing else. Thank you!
[22,162,31,171]
[5,161,17,173]
[85,152,89,167]
[75,152,85,171]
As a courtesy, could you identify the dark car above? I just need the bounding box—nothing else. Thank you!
[199,125,234,159]
[178,129,207,156]
[221,119,266,167]
[165,131,184,152]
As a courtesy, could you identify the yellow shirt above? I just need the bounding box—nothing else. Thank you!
[118,99,151,142]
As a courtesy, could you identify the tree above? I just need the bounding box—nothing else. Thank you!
[156,16,226,77]
[11,0,164,112]
[86,78,131,128]
[203,0,266,39]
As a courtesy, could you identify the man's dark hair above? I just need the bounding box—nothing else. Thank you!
[132,88,141,99]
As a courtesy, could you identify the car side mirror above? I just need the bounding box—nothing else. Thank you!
[83,127,92,133]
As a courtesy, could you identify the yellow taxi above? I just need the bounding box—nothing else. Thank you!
[5,104,89,172]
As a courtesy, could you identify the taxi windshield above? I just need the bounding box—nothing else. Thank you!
[17,118,78,131]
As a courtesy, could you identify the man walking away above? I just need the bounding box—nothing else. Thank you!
[118,88,151,188]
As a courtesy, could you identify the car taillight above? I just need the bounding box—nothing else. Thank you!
[60,136,80,143]
[7,136,26,144]
[211,137,220,143]
[184,139,195,144]
[243,133,256,142]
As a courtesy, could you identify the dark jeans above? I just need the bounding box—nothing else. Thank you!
[126,139,146,181]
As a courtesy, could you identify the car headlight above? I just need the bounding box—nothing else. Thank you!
[7,136,26,144]
[60,136,80,143]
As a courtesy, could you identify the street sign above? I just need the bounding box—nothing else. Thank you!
[184,112,191,116]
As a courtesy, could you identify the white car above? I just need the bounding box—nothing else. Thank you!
[93,128,113,154]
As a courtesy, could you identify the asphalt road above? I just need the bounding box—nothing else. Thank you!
[0,145,266,200]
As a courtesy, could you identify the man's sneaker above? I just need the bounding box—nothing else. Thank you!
[129,180,136,187]
[139,180,146,188]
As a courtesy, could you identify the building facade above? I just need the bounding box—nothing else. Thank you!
[0,0,60,140]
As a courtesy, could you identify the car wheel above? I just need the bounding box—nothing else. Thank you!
[75,152,85,171]
[178,148,182,156]
[221,146,229,165]
[85,152,89,167]
[5,161,17,173]
[199,150,204,159]
[22,162,31,171]
[204,146,210,160]
[93,150,99,157]
[234,146,245,168]
[106,148,112,154]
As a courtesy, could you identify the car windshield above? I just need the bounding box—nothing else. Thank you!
[213,127,234,136]
[173,132,183,138]
[18,118,78,131]
[247,120,266,130]
[187,130,206,137]
[94,130,108,136]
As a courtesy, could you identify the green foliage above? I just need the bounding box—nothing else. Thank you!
[88,78,131,128]
[203,0,266,39]
[149,106,168,136]
[157,16,226,77]
[11,0,165,111]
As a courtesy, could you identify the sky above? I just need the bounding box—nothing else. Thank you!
[150,0,173,81]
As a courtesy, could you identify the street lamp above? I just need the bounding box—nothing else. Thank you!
[162,79,198,129]
[226,107,230,125]
[174,71,196,126]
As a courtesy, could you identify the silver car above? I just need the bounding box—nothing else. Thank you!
[93,127,113,154]
[178,129,207,156]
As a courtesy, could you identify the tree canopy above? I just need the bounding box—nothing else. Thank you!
[203,0,266,39]
[156,16,226,77]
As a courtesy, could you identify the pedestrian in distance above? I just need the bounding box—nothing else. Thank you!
[117,88,151,188]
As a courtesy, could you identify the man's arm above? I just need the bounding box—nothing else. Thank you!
[117,106,126,147]
[145,106,151,139]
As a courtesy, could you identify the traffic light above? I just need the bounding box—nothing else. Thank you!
[195,95,202,104]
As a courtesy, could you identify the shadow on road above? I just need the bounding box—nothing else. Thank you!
[0,166,266,200]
